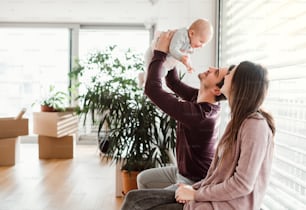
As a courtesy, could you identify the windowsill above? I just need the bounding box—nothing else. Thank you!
[19,134,97,145]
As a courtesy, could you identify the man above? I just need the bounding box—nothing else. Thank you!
[137,30,229,191]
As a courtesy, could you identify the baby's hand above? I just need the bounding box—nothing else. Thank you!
[181,55,189,65]
[181,55,194,73]
[187,66,194,73]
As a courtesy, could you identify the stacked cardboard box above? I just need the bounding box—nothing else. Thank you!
[0,118,29,165]
[33,112,78,159]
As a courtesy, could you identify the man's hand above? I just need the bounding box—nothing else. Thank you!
[175,183,196,204]
[154,30,175,53]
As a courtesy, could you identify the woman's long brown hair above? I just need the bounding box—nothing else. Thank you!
[219,61,275,157]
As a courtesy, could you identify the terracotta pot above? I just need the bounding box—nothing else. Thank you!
[121,170,140,195]
[40,105,56,112]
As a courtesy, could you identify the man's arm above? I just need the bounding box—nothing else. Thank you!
[165,69,198,102]
[144,31,202,127]
[144,51,197,126]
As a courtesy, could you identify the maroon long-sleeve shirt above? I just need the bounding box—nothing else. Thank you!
[144,50,221,181]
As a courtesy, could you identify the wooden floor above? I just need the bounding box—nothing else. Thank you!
[0,143,123,210]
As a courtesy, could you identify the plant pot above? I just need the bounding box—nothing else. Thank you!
[121,170,140,195]
[40,105,56,112]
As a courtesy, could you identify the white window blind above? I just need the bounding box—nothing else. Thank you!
[218,0,306,209]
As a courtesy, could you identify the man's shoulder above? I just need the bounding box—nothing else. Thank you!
[195,102,221,119]
[199,102,221,110]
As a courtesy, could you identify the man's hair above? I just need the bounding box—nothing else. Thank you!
[215,65,235,101]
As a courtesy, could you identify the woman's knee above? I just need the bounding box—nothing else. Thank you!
[125,189,139,201]
[121,190,140,210]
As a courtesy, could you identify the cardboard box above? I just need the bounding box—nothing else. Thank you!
[33,112,78,138]
[0,118,28,138]
[0,137,19,166]
[38,135,75,159]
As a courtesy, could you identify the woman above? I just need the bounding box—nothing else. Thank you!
[175,60,275,210]
[121,31,275,210]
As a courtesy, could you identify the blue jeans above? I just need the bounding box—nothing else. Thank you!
[120,189,183,210]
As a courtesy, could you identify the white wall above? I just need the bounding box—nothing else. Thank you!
[0,0,216,86]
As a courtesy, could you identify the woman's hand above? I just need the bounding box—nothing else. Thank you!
[154,30,175,53]
[175,183,196,204]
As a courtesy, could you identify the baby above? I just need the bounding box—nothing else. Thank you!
[143,18,213,83]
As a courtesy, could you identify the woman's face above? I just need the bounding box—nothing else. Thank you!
[221,66,236,99]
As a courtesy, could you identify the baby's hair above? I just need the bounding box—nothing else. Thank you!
[189,18,213,42]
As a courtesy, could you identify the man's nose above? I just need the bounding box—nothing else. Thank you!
[209,67,216,72]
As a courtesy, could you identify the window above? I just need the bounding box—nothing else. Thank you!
[77,27,150,140]
[0,24,150,143]
[79,28,149,61]
[78,28,150,95]
[218,0,306,209]
[0,27,70,134]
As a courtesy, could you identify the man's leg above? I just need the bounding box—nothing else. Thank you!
[137,166,177,189]
[120,189,183,210]
[164,173,196,191]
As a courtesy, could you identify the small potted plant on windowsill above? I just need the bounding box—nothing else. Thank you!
[38,85,68,112]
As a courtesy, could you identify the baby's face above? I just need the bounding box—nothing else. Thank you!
[190,30,210,48]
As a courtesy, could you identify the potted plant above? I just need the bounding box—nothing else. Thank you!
[39,85,68,112]
[69,46,176,194]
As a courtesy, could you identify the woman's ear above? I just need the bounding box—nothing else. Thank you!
[214,87,222,96]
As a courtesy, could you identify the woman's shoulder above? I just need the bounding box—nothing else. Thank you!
[241,112,271,135]
[246,111,265,120]
[238,113,274,149]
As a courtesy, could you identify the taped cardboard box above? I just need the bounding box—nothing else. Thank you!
[0,118,29,138]
[0,137,20,166]
[38,135,75,159]
[33,112,78,138]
